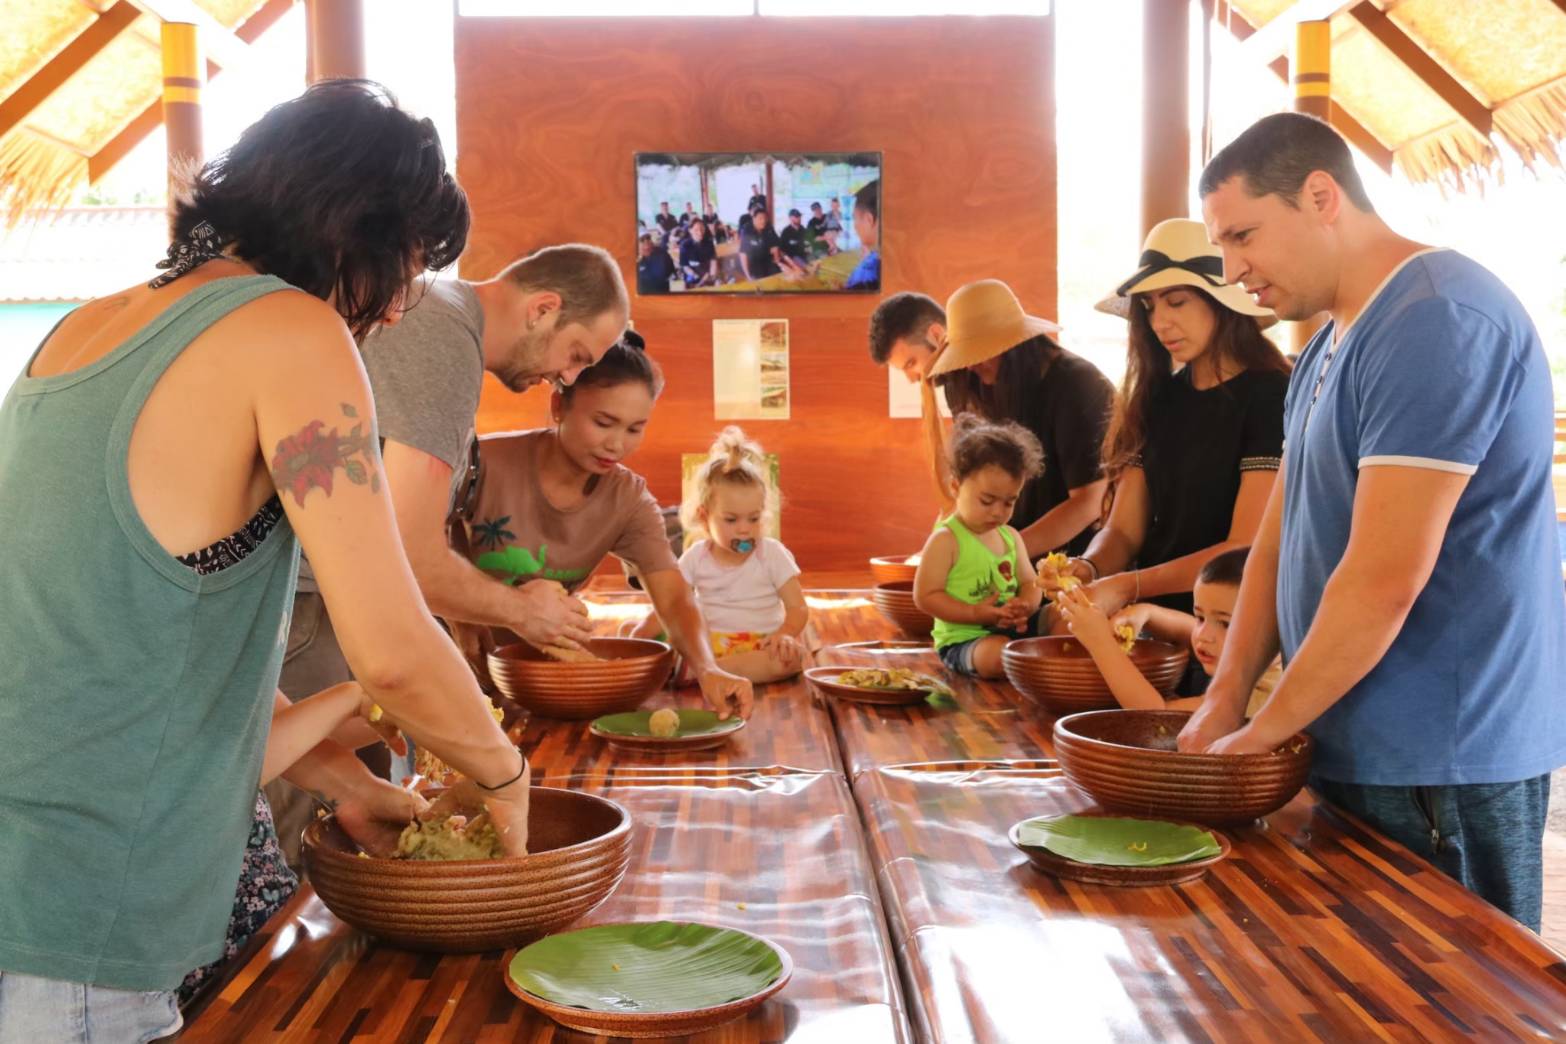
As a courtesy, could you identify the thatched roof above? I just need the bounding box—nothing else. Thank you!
[0,0,290,227]
[1220,0,1566,191]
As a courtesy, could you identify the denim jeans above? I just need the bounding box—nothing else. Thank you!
[0,971,181,1043]
[1314,773,1551,931]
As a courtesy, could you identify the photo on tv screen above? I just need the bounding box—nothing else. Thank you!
[635,151,881,295]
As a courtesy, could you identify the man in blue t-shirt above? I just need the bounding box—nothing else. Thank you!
[1181,112,1565,931]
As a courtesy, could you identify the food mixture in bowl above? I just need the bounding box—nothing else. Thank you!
[396,811,505,861]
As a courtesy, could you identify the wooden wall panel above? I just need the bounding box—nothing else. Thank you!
[454,16,1056,572]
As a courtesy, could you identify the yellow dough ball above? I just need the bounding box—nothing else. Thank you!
[648,708,681,738]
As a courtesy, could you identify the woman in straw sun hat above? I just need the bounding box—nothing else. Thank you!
[921,279,1114,560]
[1051,217,1290,643]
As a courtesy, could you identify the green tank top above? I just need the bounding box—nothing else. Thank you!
[0,276,301,990]
[930,515,1020,649]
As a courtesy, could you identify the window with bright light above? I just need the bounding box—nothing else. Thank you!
[460,0,1047,16]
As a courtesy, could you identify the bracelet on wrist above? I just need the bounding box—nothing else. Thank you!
[477,751,528,792]
[1074,556,1101,582]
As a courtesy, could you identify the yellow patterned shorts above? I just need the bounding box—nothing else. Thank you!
[709,630,768,657]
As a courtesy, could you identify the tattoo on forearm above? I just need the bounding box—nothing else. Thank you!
[270,402,382,507]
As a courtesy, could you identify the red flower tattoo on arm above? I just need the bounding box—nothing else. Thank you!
[270,403,382,507]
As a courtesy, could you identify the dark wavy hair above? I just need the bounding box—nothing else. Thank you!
[948,413,1044,484]
[560,330,664,406]
[170,79,469,338]
[1101,288,1291,511]
[935,333,1059,421]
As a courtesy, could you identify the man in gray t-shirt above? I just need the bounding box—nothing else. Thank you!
[361,277,487,507]
[276,244,629,795]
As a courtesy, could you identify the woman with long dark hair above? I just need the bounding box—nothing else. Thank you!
[0,81,529,1039]
[923,279,1115,559]
[1056,218,1290,622]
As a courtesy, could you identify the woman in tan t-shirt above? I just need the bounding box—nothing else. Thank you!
[449,335,753,719]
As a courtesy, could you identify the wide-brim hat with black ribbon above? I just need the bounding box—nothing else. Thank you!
[1095,218,1276,329]
[927,279,1062,379]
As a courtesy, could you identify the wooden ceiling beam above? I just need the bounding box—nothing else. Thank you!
[0,2,142,140]
[1347,1,1491,137]
[1236,0,1360,66]
[1211,1,1394,173]
[125,0,255,70]
[87,0,296,183]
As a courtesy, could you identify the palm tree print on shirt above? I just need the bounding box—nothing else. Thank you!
[472,515,516,550]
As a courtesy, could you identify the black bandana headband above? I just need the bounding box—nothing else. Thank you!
[149,220,228,288]
[1114,249,1226,297]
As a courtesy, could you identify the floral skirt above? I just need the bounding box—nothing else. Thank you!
[177,790,299,1008]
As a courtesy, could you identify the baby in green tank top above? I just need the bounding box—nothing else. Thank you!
[914,415,1046,679]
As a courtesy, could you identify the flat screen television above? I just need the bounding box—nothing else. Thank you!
[635,151,881,295]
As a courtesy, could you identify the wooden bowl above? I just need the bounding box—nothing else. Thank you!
[303,786,632,952]
[869,554,920,586]
[1053,710,1314,825]
[502,923,792,1038]
[1008,814,1231,887]
[1002,636,1188,716]
[871,580,934,638]
[488,637,673,720]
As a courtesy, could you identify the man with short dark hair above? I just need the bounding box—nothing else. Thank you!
[1181,112,1566,931]
[747,183,767,215]
[655,202,678,235]
[845,179,880,290]
[806,201,826,235]
[778,208,809,275]
[868,291,946,381]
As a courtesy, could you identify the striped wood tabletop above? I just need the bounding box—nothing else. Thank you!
[180,771,910,1042]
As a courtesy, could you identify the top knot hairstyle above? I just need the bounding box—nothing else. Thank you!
[681,425,777,531]
[560,329,664,407]
[169,79,469,339]
[947,414,1045,485]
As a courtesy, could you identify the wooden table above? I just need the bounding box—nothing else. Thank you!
[181,772,908,1042]
[180,592,1566,1042]
[856,765,1566,1042]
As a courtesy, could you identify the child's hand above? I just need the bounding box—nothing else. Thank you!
[970,593,1012,628]
[758,632,803,666]
[1110,603,1154,638]
[1034,554,1091,597]
[1054,586,1120,653]
[342,682,407,757]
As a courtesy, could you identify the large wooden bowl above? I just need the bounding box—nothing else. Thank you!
[1053,710,1314,826]
[869,554,920,586]
[871,580,934,638]
[488,637,673,720]
[303,786,632,953]
[1002,636,1188,716]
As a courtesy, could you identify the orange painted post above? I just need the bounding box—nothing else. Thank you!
[161,21,203,233]
[1292,19,1331,348]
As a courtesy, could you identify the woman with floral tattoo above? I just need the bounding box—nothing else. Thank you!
[0,81,530,1041]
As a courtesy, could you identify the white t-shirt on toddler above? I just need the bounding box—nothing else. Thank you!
[678,538,801,634]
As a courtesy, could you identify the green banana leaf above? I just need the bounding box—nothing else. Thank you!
[1016,815,1221,867]
[591,709,743,738]
[508,921,784,1013]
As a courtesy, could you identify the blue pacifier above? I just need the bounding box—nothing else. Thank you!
[730,539,756,553]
